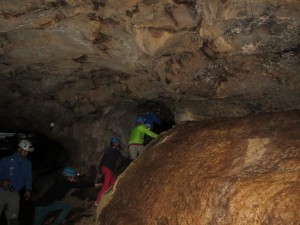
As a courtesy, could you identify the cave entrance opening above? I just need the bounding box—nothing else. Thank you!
[137,100,175,134]
[0,132,68,225]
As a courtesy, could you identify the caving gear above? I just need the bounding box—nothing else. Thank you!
[18,139,34,152]
[128,123,158,160]
[0,144,33,225]
[34,177,94,225]
[0,152,32,191]
[128,124,158,145]
[62,167,77,177]
[95,143,129,204]
[135,116,144,124]
[111,137,121,144]
[144,112,161,130]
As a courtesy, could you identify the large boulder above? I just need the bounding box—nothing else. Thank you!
[98,110,300,225]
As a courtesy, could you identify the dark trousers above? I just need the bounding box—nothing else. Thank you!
[33,201,72,225]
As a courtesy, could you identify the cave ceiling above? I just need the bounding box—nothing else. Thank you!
[0,0,299,132]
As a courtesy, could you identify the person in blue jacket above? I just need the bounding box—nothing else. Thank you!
[144,111,161,130]
[0,139,34,225]
[143,111,161,146]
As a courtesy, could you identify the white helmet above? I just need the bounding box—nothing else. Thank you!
[18,139,34,152]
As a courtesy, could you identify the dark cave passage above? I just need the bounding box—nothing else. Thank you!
[0,100,176,225]
[1,101,176,225]
[0,132,69,225]
[137,100,175,134]
[136,100,175,146]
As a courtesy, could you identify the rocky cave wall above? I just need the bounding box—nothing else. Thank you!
[0,0,299,168]
[0,1,299,224]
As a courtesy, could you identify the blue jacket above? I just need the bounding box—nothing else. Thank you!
[144,112,161,129]
[0,152,32,192]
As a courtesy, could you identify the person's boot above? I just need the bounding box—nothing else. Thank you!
[8,219,19,225]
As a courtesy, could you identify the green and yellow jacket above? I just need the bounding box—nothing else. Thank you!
[128,124,158,145]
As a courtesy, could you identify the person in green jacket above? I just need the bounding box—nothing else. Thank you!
[128,117,158,160]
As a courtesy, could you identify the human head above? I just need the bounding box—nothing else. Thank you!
[111,137,121,148]
[135,116,144,124]
[18,139,34,152]
[18,139,34,157]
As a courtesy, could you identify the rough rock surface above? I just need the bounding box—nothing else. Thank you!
[97,110,300,225]
[0,1,299,223]
[0,1,299,165]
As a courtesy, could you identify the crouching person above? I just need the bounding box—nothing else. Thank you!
[33,167,101,225]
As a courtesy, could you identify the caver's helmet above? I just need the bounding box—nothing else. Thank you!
[18,139,34,152]
[135,117,144,124]
[111,137,121,144]
[62,167,77,177]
